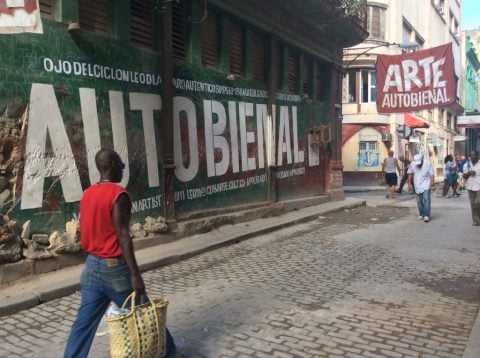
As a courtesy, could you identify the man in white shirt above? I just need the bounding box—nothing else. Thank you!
[462,150,480,226]
[407,154,435,223]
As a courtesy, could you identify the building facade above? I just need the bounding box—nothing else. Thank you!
[342,0,463,186]
[0,1,367,269]
[459,29,480,153]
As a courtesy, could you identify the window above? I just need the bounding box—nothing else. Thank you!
[229,21,244,77]
[367,6,386,40]
[403,22,423,49]
[449,12,459,36]
[342,69,356,103]
[427,110,433,122]
[433,0,446,15]
[402,23,413,44]
[39,0,54,19]
[201,11,218,69]
[79,0,110,36]
[172,1,187,60]
[415,35,424,50]
[316,62,330,101]
[287,49,299,93]
[130,0,154,49]
[361,70,376,103]
[252,32,265,83]
[303,57,313,97]
[358,141,379,168]
[438,109,445,125]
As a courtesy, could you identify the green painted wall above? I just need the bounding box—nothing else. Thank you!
[0,20,163,231]
[0,4,335,231]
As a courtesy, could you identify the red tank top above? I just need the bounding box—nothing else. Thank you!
[80,182,129,258]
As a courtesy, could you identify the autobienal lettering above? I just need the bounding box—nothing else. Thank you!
[381,88,448,108]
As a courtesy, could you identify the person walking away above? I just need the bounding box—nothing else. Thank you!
[64,149,184,358]
[457,154,466,190]
[408,153,435,223]
[395,156,411,194]
[382,150,401,199]
[462,150,480,226]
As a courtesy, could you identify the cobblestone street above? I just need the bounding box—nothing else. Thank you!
[1,194,480,357]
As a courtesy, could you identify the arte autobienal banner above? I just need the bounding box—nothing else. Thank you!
[376,43,455,113]
[0,0,43,34]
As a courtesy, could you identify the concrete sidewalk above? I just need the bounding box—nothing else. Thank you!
[0,196,366,317]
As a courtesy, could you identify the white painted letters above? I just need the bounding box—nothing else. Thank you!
[80,88,101,184]
[21,85,310,209]
[277,106,292,165]
[238,102,256,171]
[204,100,229,177]
[173,96,199,182]
[109,91,130,188]
[22,84,83,209]
[129,93,162,187]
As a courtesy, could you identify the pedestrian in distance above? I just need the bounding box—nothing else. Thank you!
[64,149,184,358]
[462,150,480,226]
[395,155,411,194]
[408,153,435,223]
[442,154,460,197]
[456,154,466,190]
[381,150,401,199]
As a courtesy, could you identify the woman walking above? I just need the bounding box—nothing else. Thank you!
[382,150,401,199]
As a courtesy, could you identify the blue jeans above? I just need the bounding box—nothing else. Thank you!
[415,189,431,218]
[64,255,176,357]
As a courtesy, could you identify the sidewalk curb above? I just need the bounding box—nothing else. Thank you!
[0,198,366,317]
[464,311,480,358]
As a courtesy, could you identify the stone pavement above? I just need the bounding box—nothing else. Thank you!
[0,196,363,317]
[0,189,479,357]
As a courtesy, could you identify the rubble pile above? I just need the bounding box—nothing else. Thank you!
[0,214,169,266]
[0,214,22,264]
[131,216,168,238]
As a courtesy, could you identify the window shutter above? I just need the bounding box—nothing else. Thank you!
[252,32,265,83]
[316,62,330,101]
[288,50,298,93]
[303,57,312,96]
[370,8,380,38]
[276,45,284,90]
[79,0,110,36]
[39,0,54,19]
[368,6,385,40]
[172,1,186,60]
[229,21,244,77]
[201,11,218,68]
[130,0,154,49]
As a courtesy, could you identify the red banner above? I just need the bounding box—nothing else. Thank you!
[376,43,455,113]
[0,0,42,34]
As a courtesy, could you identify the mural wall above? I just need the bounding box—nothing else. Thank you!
[0,20,332,233]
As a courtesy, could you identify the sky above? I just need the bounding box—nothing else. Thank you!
[461,0,479,31]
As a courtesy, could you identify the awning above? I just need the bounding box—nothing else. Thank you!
[404,113,430,128]
[457,115,480,128]
[453,135,468,142]
[446,101,465,115]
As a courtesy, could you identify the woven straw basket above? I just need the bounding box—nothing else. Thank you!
[106,293,169,358]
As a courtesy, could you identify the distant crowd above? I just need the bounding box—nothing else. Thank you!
[382,150,480,225]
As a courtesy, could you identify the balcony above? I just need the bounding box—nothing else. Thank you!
[211,0,369,56]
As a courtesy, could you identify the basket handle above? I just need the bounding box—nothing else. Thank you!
[120,292,163,355]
